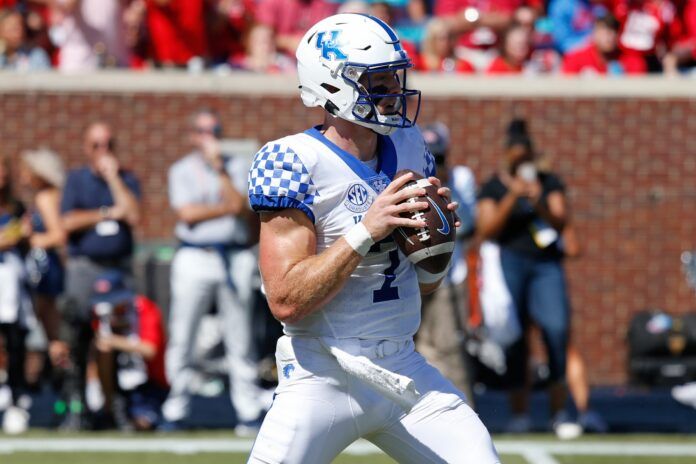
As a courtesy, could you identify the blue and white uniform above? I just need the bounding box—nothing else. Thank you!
[247,126,499,464]
[250,125,433,340]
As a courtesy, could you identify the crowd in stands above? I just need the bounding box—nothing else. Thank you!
[0,0,695,75]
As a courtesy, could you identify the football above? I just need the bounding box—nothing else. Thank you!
[392,170,456,274]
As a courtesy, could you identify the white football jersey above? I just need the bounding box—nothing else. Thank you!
[248,125,436,340]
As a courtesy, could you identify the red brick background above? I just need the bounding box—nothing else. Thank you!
[1,90,694,385]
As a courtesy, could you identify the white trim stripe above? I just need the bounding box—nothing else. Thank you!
[0,72,695,98]
[1,438,696,457]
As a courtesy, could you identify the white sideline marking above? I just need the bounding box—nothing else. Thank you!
[520,449,561,464]
[1,438,696,459]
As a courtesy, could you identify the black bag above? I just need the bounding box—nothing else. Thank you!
[628,309,696,386]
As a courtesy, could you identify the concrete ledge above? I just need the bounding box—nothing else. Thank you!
[0,71,695,98]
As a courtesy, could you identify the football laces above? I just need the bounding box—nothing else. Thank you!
[405,195,430,242]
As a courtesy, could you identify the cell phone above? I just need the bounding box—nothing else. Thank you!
[517,162,537,182]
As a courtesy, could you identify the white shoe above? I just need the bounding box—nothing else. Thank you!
[672,382,696,408]
[2,406,29,435]
[552,411,582,440]
[505,414,532,434]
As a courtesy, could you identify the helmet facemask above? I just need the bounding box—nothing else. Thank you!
[340,60,421,135]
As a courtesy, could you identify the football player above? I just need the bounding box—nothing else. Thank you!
[247,13,499,463]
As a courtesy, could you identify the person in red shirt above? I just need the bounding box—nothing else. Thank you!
[418,17,475,73]
[206,0,256,66]
[145,0,208,67]
[611,0,681,71]
[665,0,696,72]
[254,0,337,57]
[563,12,648,74]
[486,23,532,73]
[91,270,168,430]
[436,0,543,54]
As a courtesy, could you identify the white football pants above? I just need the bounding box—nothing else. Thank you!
[248,336,500,463]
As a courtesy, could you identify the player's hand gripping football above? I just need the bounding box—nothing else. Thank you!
[427,176,461,228]
[361,171,429,242]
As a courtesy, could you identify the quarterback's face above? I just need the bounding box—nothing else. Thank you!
[360,70,403,116]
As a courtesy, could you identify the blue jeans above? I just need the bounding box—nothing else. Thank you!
[499,247,570,387]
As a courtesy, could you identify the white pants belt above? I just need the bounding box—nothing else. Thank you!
[358,339,410,359]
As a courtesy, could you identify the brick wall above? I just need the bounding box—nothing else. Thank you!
[1,76,695,385]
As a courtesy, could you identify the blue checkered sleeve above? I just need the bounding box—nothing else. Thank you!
[248,143,318,222]
[423,147,436,178]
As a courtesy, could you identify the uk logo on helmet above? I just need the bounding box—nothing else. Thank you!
[316,30,347,61]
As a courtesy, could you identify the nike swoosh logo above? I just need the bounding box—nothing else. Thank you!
[427,197,450,236]
[397,226,414,245]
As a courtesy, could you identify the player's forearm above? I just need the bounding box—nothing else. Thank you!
[265,239,362,324]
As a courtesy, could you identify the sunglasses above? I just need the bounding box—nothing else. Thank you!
[193,125,222,138]
[90,139,115,151]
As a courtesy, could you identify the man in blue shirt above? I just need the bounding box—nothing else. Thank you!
[59,121,141,429]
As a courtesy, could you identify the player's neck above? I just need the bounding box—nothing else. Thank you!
[321,118,378,162]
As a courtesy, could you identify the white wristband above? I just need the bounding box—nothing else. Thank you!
[415,262,451,284]
[344,222,375,257]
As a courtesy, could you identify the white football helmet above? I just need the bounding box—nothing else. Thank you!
[296,13,421,135]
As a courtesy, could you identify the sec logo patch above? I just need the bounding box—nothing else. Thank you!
[344,183,373,213]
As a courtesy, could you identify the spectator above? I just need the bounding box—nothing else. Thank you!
[394,0,430,47]
[59,121,141,430]
[0,8,50,70]
[612,0,680,72]
[207,0,255,67]
[337,0,369,15]
[163,110,264,433]
[418,17,476,72]
[145,0,208,68]
[370,1,394,24]
[254,0,337,58]
[664,0,696,74]
[476,118,575,435]
[435,0,543,70]
[548,0,610,54]
[90,270,168,431]
[0,0,52,50]
[416,122,478,404]
[49,0,130,72]
[231,23,294,73]
[19,149,69,372]
[0,153,32,435]
[122,0,148,68]
[486,23,533,73]
[562,12,648,75]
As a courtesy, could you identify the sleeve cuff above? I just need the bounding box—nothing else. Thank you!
[249,194,315,223]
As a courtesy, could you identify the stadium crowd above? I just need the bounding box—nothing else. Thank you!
[0,0,695,75]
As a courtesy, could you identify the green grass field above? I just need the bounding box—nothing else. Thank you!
[1,432,695,463]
